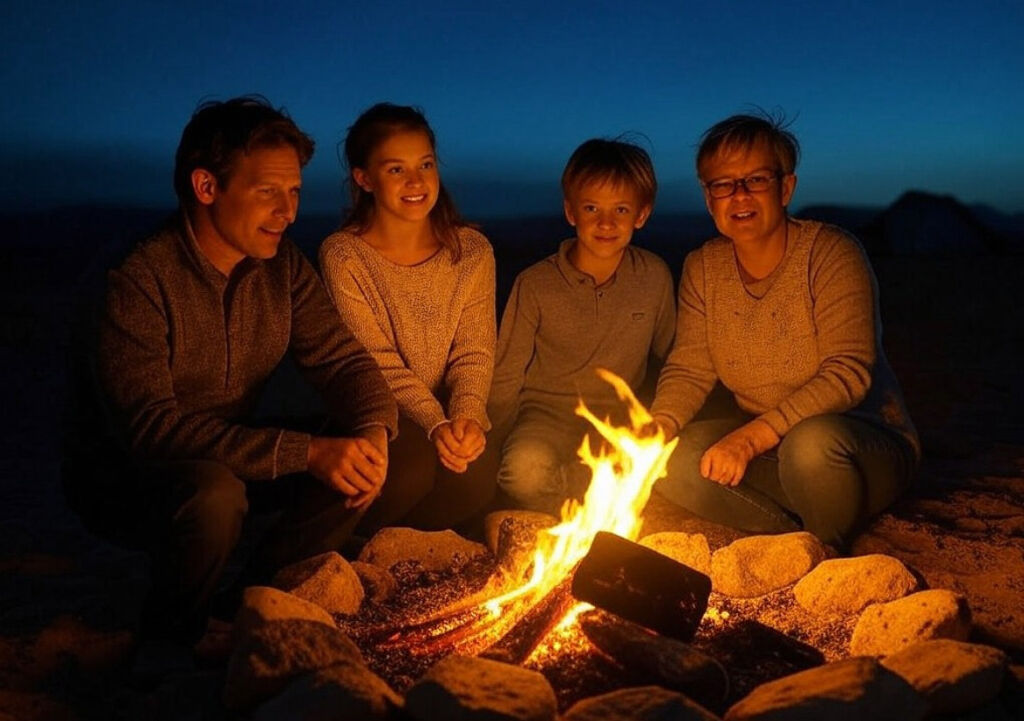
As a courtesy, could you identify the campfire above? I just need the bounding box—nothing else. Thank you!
[372,369,684,662]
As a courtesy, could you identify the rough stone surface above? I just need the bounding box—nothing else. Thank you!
[252,663,402,721]
[579,609,728,710]
[350,561,398,605]
[271,551,364,615]
[852,471,1024,652]
[793,554,918,616]
[488,511,560,581]
[223,619,365,709]
[639,532,712,576]
[484,510,559,556]
[563,685,720,721]
[881,639,1008,715]
[711,532,828,598]
[404,654,557,721]
[850,589,972,657]
[358,528,490,573]
[723,656,927,720]
[234,586,336,641]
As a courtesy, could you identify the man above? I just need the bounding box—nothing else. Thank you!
[62,96,398,651]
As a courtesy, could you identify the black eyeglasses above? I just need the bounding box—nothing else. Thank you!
[703,172,783,199]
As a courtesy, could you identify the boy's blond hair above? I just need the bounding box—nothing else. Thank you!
[561,138,657,208]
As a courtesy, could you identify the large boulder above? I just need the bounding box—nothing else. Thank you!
[358,528,489,574]
[223,619,364,709]
[850,589,971,657]
[404,654,557,721]
[793,554,918,616]
[271,552,364,615]
[723,656,927,720]
[639,532,712,576]
[711,533,827,598]
[881,639,1008,715]
[563,685,719,721]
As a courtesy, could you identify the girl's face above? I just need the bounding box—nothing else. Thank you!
[352,129,439,226]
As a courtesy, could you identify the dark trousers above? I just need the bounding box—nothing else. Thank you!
[356,416,499,537]
[63,458,361,643]
[656,412,918,549]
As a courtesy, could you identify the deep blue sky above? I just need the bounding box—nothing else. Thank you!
[3,0,1022,217]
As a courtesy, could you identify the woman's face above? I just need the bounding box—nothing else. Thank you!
[700,142,796,246]
[353,129,440,225]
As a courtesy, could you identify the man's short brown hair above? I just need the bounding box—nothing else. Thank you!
[173,95,314,207]
[696,111,800,179]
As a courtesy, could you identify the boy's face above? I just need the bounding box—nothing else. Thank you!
[563,180,650,268]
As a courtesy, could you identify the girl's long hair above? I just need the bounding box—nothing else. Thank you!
[340,103,468,261]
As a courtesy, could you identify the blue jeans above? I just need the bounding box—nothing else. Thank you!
[497,411,595,515]
[656,413,918,548]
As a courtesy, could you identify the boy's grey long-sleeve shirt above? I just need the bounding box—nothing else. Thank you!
[488,239,676,436]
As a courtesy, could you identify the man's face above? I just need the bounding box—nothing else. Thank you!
[563,180,650,267]
[201,145,302,265]
[701,142,795,245]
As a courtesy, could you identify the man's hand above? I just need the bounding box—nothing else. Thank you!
[699,419,780,486]
[308,427,389,508]
[431,418,486,474]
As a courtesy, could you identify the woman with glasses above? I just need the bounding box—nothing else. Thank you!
[649,113,919,549]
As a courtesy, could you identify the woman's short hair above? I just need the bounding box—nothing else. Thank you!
[696,111,800,179]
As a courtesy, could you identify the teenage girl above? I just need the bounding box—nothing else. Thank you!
[319,103,497,535]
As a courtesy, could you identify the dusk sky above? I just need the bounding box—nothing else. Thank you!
[3,0,1022,218]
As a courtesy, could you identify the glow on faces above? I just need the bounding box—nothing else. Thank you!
[353,129,440,224]
[200,145,302,265]
[563,181,651,267]
[700,142,796,247]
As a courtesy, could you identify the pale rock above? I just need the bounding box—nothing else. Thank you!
[793,554,918,615]
[881,639,1008,715]
[223,619,364,709]
[484,510,558,556]
[252,663,402,720]
[711,532,827,598]
[723,656,927,720]
[639,532,712,576]
[358,528,489,573]
[405,654,557,721]
[563,685,720,721]
[272,552,364,615]
[350,561,398,604]
[850,589,972,657]
[234,586,336,642]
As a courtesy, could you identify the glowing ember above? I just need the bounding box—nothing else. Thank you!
[483,368,678,617]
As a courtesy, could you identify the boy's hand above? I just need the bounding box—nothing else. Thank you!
[431,422,468,473]
[308,432,388,506]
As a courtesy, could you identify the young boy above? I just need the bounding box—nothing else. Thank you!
[488,138,676,514]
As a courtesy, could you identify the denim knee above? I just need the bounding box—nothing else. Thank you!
[498,436,566,512]
[778,415,855,478]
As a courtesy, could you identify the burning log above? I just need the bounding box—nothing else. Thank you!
[479,577,578,665]
[579,609,729,710]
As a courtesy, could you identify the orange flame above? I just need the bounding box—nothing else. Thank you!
[483,368,678,616]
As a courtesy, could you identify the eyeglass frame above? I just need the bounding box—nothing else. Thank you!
[701,171,787,199]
